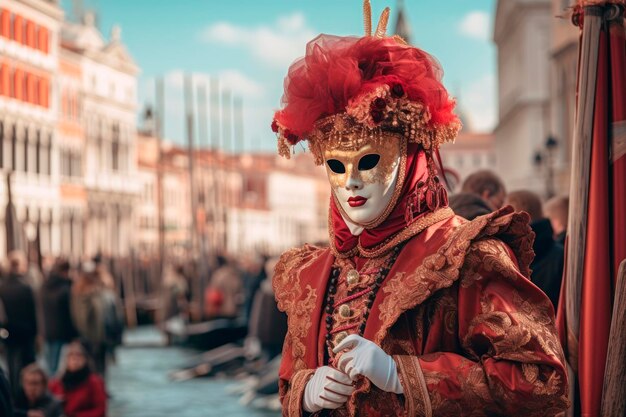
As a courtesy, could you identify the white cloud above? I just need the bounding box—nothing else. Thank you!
[199,12,315,68]
[459,11,491,41]
[154,69,264,99]
[461,74,496,132]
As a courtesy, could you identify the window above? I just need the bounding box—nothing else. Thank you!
[35,130,40,174]
[23,127,28,172]
[26,20,34,48]
[37,26,49,54]
[22,71,27,102]
[11,124,16,170]
[0,10,10,38]
[112,123,120,171]
[0,64,5,96]
[47,135,52,175]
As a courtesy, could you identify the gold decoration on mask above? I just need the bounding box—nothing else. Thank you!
[323,134,401,189]
[363,0,372,36]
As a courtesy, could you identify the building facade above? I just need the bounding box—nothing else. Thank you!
[494,0,553,193]
[135,136,330,260]
[0,1,140,260]
[494,0,579,196]
[440,130,496,191]
[60,12,140,257]
[0,0,63,257]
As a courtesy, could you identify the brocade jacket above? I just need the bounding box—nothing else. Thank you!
[273,208,570,417]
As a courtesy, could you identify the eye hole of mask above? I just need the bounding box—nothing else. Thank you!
[326,159,346,174]
[358,154,381,171]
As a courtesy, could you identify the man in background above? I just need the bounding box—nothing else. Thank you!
[0,251,38,398]
[14,364,63,417]
[461,169,507,210]
[506,190,564,309]
[40,259,78,375]
[544,195,569,246]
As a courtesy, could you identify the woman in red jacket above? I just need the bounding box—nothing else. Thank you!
[49,341,106,417]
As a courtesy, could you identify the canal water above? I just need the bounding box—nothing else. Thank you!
[108,327,280,417]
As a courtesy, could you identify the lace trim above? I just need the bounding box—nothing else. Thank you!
[394,355,432,417]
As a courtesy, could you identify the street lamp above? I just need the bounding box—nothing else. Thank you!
[533,136,559,198]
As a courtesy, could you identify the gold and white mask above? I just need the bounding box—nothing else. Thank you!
[324,134,403,232]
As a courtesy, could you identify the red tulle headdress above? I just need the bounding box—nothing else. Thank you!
[271,3,461,164]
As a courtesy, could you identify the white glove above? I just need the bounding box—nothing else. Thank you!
[333,334,404,394]
[303,366,355,413]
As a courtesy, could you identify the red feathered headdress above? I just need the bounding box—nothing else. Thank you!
[272,7,460,164]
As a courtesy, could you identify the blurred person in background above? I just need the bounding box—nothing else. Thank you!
[241,253,269,324]
[40,259,78,375]
[205,255,243,319]
[506,190,564,308]
[70,262,107,376]
[93,257,124,369]
[14,364,63,417]
[448,191,493,220]
[460,169,507,210]
[0,366,13,417]
[544,195,569,246]
[245,257,287,360]
[0,251,38,398]
[49,341,106,417]
[162,264,189,321]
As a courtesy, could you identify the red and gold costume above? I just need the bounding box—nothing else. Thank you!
[271,2,569,416]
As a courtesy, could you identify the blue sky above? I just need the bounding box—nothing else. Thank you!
[61,0,497,151]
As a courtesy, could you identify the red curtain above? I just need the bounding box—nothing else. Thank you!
[557,2,626,416]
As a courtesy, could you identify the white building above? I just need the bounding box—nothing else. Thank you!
[494,0,580,196]
[440,130,496,191]
[494,0,553,193]
[0,0,63,257]
[61,13,141,257]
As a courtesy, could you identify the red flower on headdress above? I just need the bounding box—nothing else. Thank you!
[283,130,299,145]
[271,120,279,133]
[390,82,405,98]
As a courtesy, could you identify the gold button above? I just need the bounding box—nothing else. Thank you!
[339,304,351,317]
[334,331,348,345]
[346,269,360,285]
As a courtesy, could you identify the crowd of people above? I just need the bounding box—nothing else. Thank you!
[450,169,569,310]
[0,253,123,417]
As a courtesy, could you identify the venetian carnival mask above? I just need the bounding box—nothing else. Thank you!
[324,134,402,227]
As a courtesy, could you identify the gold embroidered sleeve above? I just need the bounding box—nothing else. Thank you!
[279,369,315,417]
[393,355,432,417]
[414,239,570,416]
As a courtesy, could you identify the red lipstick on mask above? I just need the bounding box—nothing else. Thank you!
[347,196,367,207]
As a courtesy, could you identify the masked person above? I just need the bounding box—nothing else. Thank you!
[271,2,569,416]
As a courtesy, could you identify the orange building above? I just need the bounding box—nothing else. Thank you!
[0,0,62,257]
